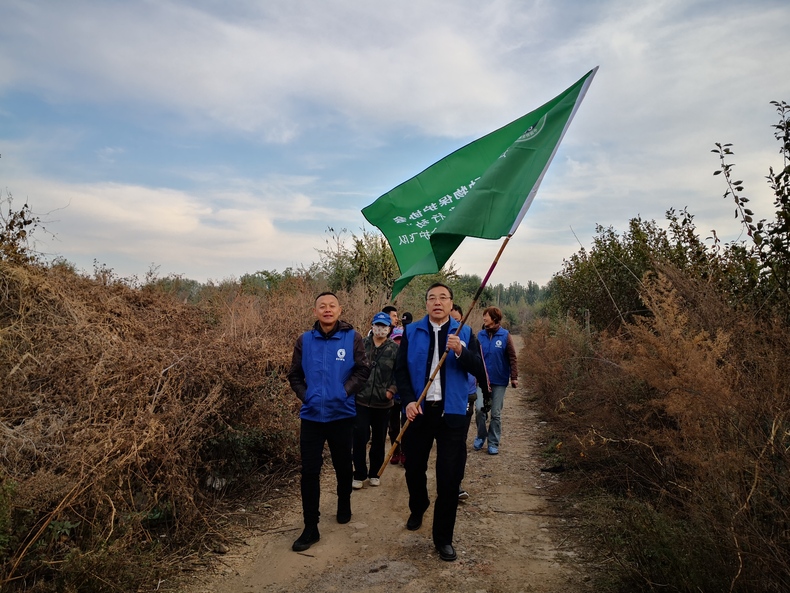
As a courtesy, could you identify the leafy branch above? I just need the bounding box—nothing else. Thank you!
[0,190,41,265]
[711,143,764,244]
[713,100,790,308]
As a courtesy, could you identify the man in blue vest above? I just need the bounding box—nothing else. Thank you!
[394,283,484,562]
[474,306,518,456]
[287,292,371,552]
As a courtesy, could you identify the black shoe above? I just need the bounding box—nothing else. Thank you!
[292,525,320,552]
[436,543,457,561]
[337,498,351,524]
[406,512,423,531]
[337,511,351,524]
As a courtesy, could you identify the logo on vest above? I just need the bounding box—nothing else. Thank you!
[495,339,503,348]
[336,348,346,361]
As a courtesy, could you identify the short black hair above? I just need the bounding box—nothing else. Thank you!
[425,282,453,300]
[314,291,339,304]
[451,304,463,315]
[382,305,397,314]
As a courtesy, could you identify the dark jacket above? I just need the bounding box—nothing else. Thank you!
[356,335,398,409]
[394,315,484,423]
[287,320,370,422]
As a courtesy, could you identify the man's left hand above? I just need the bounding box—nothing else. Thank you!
[511,379,518,388]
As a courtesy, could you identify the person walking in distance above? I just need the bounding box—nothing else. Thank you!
[353,312,399,489]
[287,292,371,552]
[473,306,518,456]
[382,305,400,329]
[394,283,484,562]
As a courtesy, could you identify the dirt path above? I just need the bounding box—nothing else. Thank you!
[182,337,589,593]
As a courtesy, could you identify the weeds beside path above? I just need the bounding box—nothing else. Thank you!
[180,336,591,593]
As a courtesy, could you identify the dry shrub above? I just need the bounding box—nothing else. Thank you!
[0,260,309,591]
[520,316,643,480]
[520,317,596,411]
[525,265,790,593]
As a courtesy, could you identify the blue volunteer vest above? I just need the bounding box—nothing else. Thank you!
[405,316,471,416]
[478,327,511,386]
[300,327,357,422]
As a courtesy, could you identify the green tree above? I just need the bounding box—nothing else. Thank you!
[713,100,790,315]
[451,274,494,306]
[547,211,710,332]
[351,231,400,297]
[315,227,399,298]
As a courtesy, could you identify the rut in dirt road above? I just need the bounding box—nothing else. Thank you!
[185,337,590,593]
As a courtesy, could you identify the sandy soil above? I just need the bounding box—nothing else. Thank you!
[180,337,590,593]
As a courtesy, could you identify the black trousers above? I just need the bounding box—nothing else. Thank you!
[299,417,354,526]
[460,396,475,484]
[403,404,467,546]
[353,405,391,480]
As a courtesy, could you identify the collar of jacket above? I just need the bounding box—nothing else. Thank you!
[485,324,502,337]
[415,314,457,334]
[312,319,354,339]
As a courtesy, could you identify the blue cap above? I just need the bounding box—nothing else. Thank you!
[372,312,392,326]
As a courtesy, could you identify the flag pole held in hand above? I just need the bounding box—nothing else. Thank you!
[378,235,512,477]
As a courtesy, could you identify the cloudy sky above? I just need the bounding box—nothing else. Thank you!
[1,0,789,287]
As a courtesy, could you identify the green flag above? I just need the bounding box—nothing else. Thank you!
[362,67,598,297]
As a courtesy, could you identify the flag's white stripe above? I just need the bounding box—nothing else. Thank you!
[508,66,599,236]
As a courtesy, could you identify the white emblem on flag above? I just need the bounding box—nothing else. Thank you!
[517,114,547,142]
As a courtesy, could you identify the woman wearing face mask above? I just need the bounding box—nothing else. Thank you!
[352,312,399,488]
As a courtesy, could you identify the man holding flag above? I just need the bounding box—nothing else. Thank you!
[393,282,484,561]
[363,68,597,560]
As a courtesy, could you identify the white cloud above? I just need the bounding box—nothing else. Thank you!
[2,0,789,289]
[0,0,525,139]
[13,176,350,281]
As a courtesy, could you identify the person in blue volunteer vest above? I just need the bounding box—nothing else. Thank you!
[287,292,370,552]
[394,283,484,562]
[473,306,518,456]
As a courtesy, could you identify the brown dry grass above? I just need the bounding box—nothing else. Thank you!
[0,260,334,591]
[522,264,790,593]
[0,257,404,592]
